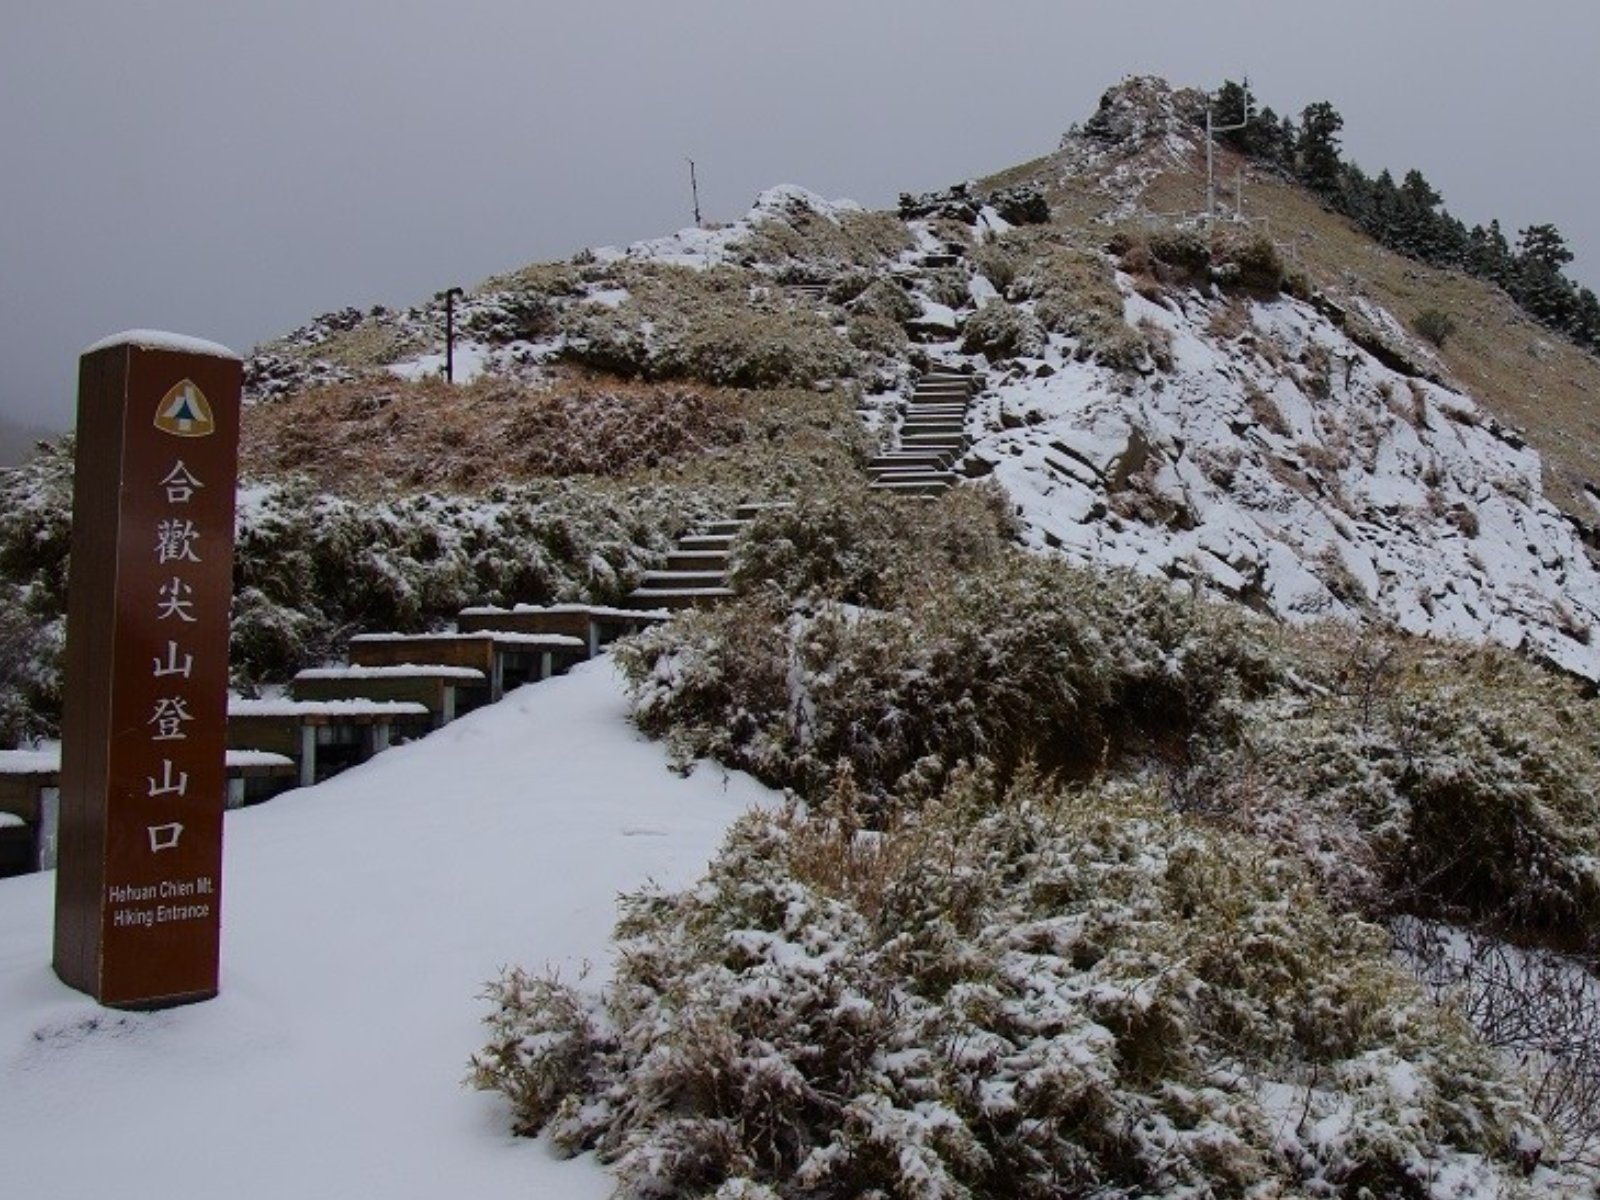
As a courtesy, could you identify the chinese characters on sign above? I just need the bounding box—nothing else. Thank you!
[54,337,241,1009]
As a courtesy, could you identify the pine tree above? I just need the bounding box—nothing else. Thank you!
[1295,102,1345,199]
[1514,224,1579,330]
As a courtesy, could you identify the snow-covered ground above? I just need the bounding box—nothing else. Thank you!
[0,660,772,1200]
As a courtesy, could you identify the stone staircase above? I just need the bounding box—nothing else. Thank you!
[868,366,978,498]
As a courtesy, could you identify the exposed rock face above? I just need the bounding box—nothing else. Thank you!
[1074,76,1208,151]
[959,275,1600,680]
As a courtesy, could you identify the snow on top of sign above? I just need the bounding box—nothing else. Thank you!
[295,665,487,682]
[0,812,23,829]
[81,329,241,361]
[229,698,431,718]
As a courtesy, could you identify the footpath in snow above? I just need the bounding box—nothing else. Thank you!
[0,659,772,1200]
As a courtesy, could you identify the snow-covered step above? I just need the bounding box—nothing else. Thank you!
[869,477,958,496]
[666,549,731,572]
[624,586,736,611]
[901,432,968,450]
[636,570,728,588]
[734,500,796,521]
[869,471,958,489]
[870,452,955,471]
[701,518,752,537]
[678,533,737,552]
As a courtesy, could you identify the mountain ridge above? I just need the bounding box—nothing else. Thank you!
[234,77,1600,683]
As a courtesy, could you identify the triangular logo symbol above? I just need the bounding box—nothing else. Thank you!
[154,380,216,438]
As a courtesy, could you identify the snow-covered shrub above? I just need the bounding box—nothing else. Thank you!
[733,204,911,277]
[0,439,73,743]
[969,243,1022,293]
[1213,629,1600,948]
[844,278,919,325]
[463,290,556,345]
[959,299,1047,360]
[918,267,969,311]
[728,481,1014,608]
[474,770,1548,1197]
[560,266,859,389]
[619,552,1278,799]
[231,478,728,687]
[1212,228,1287,293]
[843,312,908,360]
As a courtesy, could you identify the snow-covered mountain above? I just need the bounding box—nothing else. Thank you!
[237,77,1600,684]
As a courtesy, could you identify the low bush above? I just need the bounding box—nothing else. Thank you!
[230,478,727,688]
[473,770,1547,1197]
[1209,630,1600,949]
[1213,229,1287,293]
[727,480,1015,608]
[734,207,912,276]
[619,548,1278,800]
[560,266,859,389]
[844,278,919,325]
[1415,307,1459,348]
[959,299,1047,360]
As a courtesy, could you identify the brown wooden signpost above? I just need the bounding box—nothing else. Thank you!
[53,331,241,1008]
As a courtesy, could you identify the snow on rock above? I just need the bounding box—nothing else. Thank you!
[592,184,865,273]
[0,660,774,1200]
[962,274,1600,680]
[749,183,864,223]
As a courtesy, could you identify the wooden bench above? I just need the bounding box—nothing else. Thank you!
[291,664,487,727]
[0,748,297,876]
[227,698,431,788]
[456,603,671,658]
[0,750,56,878]
[347,631,587,701]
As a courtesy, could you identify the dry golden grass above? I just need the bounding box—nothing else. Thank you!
[240,365,866,498]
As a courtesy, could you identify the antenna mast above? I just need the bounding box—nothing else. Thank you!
[1206,81,1250,226]
[687,158,702,228]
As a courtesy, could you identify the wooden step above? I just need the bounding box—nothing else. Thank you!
[870,452,954,471]
[869,477,957,496]
[666,549,731,572]
[625,586,735,611]
[638,570,729,588]
[734,500,795,521]
[678,533,737,551]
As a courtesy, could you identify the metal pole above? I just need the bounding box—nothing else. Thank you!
[1205,84,1250,227]
[688,158,702,228]
[444,286,464,383]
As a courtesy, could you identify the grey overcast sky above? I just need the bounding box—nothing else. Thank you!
[3,1,1598,430]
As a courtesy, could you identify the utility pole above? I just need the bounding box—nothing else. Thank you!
[443,286,464,383]
[687,158,702,228]
[1206,83,1250,226]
